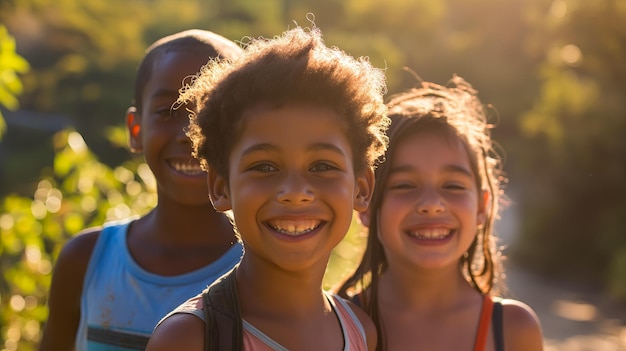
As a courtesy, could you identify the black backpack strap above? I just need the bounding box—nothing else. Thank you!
[492,297,505,351]
[202,266,243,351]
[202,290,213,351]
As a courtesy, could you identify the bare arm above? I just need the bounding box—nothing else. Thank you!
[145,314,205,351]
[38,229,100,351]
[502,299,545,351]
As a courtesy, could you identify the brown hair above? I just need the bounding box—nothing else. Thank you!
[337,75,506,350]
[179,26,389,179]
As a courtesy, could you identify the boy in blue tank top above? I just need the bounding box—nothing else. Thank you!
[39,30,244,351]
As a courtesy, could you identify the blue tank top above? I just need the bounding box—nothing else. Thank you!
[75,219,243,351]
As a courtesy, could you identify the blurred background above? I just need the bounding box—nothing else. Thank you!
[0,0,625,350]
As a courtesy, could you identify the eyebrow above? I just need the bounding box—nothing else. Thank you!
[390,164,473,178]
[241,142,347,158]
[309,142,347,157]
[149,88,178,100]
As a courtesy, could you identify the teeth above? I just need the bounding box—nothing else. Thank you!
[269,220,321,236]
[409,228,451,239]
[170,161,204,175]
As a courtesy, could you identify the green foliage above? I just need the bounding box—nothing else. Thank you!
[511,0,626,297]
[520,67,599,146]
[1,0,626,348]
[0,25,30,138]
[0,129,154,350]
[324,215,367,291]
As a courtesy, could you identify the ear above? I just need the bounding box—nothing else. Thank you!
[126,107,142,153]
[477,190,489,227]
[207,168,232,212]
[353,167,375,213]
[358,208,371,228]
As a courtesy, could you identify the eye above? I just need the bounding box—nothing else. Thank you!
[443,182,467,191]
[170,107,186,119]
[387,181,416,190]
[249,163,278,173]
[153,104,186,121]
[155,107,173,120]
[310,162,338,172]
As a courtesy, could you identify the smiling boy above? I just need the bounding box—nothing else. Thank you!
[146,25,390,351]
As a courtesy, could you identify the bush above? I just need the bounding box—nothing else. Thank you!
[0,129,154,350]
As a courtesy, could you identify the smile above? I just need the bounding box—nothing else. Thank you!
[408,228,453,239]
[268,220,322,236]
[169,160,205,176]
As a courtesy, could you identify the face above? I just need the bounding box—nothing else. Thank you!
[376,131,486,271]
[127,51,210,206]
[209,104,373,272]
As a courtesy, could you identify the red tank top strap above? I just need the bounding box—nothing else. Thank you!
[474,294,494,351]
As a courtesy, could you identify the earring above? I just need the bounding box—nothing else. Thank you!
[131,124,140,137]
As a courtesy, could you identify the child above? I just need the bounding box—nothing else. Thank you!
[145,25,389,351]
[39,30,244,351]
[337,76,544,351]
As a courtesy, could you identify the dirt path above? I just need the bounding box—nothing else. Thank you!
[496,201,626,350]
[505,263,626,350]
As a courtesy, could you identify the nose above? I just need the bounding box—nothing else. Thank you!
[176,120,191,143]
[276,172,314,204]
[416,188,445,215]
[172,108,191,143]
[176,127,190,143]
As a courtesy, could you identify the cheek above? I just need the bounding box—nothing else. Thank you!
[142,126,168,145]
[312,177,355,203]
[376,216,404,260]
[450,194,481,217]
[226,175,264,209]
[380,193,413,217]
[230,181,265,207]
[378,198,405,239]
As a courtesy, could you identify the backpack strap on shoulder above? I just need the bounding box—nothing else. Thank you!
[202,266,243,351]
[348,293,363,308]
[492,297,505,351]
[474,294,494,351]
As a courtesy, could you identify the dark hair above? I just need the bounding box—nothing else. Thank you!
[180,26,389,179]
[133,29,242,111]
[337,75,506,350]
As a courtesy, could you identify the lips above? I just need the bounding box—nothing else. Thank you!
[168,159,205,176]
[408,227,453,240]
[267,219,322,236]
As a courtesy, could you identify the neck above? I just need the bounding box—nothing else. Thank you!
[236,253,330,321]
[138,201,236,246]
[378,261,478,311]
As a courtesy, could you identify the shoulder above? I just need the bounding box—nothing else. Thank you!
[49,227,102,295]
[342,298,378,351]
[54,227,102,276]
[57,220,131,266]
[500,298,545,351]
[38,227,103,350]
[163,293,206,323]
[146,313,205,351]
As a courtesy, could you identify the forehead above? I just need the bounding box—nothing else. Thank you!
[143,51,209,98]
[234,103,351,154]
[393,129,473,168]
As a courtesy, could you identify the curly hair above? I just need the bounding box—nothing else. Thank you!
[178,26,389,179]
[336,75,507,350]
